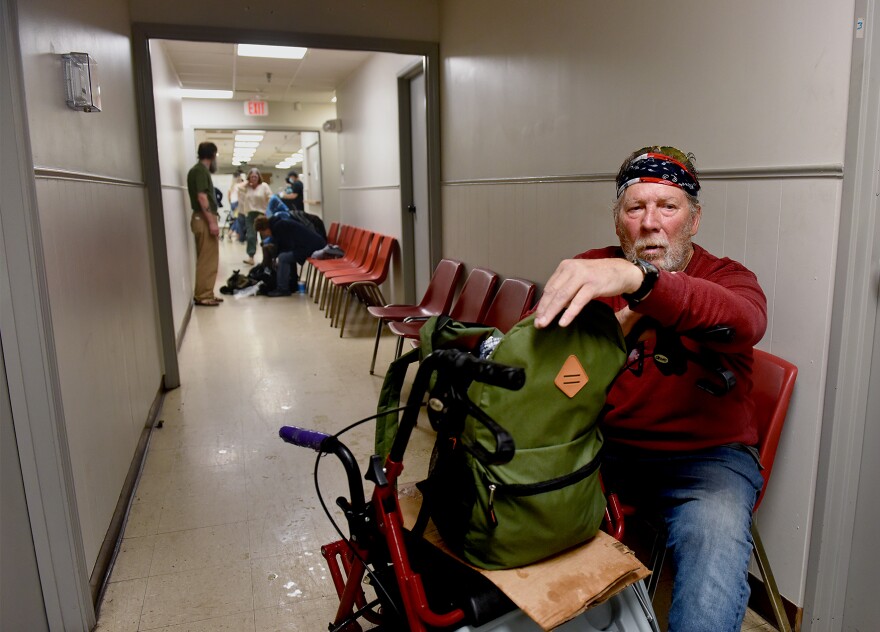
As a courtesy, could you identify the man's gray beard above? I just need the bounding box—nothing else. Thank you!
[621,237,691,272]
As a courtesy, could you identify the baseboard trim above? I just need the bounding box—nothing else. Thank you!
[89,384,166,608]
[748,573,802,631]
[177,300,193,352]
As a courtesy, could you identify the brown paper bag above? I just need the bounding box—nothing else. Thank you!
[398,484,649,631]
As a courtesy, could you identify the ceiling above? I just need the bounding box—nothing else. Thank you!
[160,40,371,104]
[193,128,305,178]
[162,40,372,174]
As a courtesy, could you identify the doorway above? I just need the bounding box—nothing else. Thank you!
[131,26,442,386]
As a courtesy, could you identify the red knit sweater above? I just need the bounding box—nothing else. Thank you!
[577,244,767,451]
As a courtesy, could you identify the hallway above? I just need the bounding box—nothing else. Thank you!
[92,241,776,631]
[93,240,434,630]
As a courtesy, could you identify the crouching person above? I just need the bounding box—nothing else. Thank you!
[254,214,326,297]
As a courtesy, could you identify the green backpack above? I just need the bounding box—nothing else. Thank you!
[375,301,627,570]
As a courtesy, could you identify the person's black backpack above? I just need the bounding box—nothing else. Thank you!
[248,264,277,294]
[219,269,256,295]
[290,210,328,241]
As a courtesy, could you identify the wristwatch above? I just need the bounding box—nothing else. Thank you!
[622,258,659,307]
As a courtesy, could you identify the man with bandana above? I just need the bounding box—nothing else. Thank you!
[186,142,222,306]
[534,146,767,632]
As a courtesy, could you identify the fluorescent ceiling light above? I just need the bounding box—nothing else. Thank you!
[237,44,307,60]
[235,134,264,142]
[180,89,233,99]
[234,141,260,148]
[331,96,337,103]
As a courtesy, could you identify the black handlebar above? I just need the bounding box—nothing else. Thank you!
[431,348,526,391]
[393,349,523,466]
[278,348,525,509]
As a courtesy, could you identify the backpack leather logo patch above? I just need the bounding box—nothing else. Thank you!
[555,354,589,398]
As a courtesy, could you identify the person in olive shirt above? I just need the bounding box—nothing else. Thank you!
[186,142,222,306]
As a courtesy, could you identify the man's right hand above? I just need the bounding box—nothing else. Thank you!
[533,258,644,328]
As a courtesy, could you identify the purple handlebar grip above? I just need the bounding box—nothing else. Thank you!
[279,426,330,451]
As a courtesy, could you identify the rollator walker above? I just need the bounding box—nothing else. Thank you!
[280,348,659,631]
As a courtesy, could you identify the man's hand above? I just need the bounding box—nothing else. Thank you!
[534,258,644,328]
[207,214,219,237]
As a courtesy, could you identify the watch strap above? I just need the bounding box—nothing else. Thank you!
[622,259,658,307]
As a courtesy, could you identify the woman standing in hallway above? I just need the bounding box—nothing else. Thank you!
[237,167,272,264]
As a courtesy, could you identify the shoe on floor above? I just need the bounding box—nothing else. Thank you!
[243,257,255,265]
[266,289,292,298]
[194,298,220,306]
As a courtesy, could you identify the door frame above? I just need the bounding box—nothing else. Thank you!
[803,2,880,629]
[397,58,437,303]
[131,23,442,383]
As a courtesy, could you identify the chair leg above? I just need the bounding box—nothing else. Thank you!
[645,526,667,601]
[751,523,792,632]
[394,335,404,360]
[338,290,353,337]
[370,318,384,375]
[631,580,662,632]
[326,284,337,321]
[319,277,331,311]
[331,285,343,327]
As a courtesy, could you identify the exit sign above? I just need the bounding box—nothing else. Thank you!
[245,100,268,116]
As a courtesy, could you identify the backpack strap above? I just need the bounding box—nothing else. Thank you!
[374,346,420,458]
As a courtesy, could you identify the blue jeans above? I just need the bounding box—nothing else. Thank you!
[266,195,291,219]
[602,444,763,632]
[275,251,296,295]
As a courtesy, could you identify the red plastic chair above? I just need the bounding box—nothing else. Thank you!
[304,223,348,293]
[313,230,375,308]
[328,235,398,336]
[387,267,499,358]
[325,221,340,245]
[481,277,537,334]
[367,259,464,374]
[605,348,797,632]
[322,232,386,318]
[305,224,357,297]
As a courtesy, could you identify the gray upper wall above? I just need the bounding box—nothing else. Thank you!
[441,0,853,181]
[438,0,857,608]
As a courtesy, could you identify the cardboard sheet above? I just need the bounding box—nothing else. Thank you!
[398,485,649,631]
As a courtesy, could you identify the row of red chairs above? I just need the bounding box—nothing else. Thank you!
[367,259,537,374]
[302,223,398,336]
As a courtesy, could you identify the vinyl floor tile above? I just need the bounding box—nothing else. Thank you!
[142,611,256,632]
[149,522,251,576]
[94,578,147,632]
[250,552,331,611]
[139,562,253,630]
[110,535,157,583]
